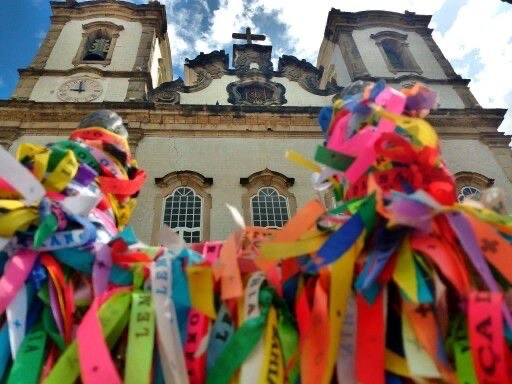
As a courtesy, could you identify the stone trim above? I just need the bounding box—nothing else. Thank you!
[125,78,149,102]
[72,21,124,67]
[151,170,213,244]
[455,171,494,193]
[452,84,481,108]
[278,55,341,96]
[11,76,39,100]
[417,29,458,78]
[0,124,21,149]
[50,0,167,37]
[324,9,431,39]
[239,168,297,225]
[29,22,66,70]
[132,27,155,72]
[370,31,423,75]
[11,20,66,98]
[336,29,369,80]
[226,78,287,106]
[0,99,507,143]
[17,67,152,81]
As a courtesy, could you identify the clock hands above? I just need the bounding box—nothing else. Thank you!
[70,81,85,93]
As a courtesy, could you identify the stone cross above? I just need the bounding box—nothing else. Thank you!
[232,27,266,45]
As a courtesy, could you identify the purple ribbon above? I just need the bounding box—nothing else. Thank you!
[446,212,512,329]
[92,243,112,297]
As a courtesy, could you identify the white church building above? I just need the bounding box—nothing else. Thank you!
[0,0,510,243]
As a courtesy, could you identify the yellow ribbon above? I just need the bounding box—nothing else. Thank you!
[0,208,39,237]
[43,150,79,192]
[186,265,216,319]
[393,237,419,303]
[323,232,364,384]
[373,106,438,148]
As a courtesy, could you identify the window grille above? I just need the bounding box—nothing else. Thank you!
[250,187,289,228]
[163,187,202,243]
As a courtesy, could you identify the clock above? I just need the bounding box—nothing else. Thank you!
[57,78,103,102]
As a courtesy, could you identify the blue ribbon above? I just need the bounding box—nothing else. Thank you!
[309,213,365,271]
[171,257,190,345]
[0,324,10,381]
[206,304,234,373]
[355,227,405,295]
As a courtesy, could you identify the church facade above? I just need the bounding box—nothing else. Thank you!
[0,0,510,243]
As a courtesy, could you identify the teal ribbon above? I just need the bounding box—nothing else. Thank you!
[53,248,132,286]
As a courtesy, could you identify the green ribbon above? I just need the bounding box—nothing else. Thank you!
[454,339,478,384]
[356,193,377,233]
[124,291,155,384]
[314,145,354,171]
[274,295,299,384]
[34,214,58,248]
[43,291,131,384]
[46,145,69,173]
[42,306,65,352]
[52,141,100,172]
[6,323,47,384]
[207,287,273,384]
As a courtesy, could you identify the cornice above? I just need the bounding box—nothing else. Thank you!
[17,67,152,81]
[155,170,213,189]
[50,0,167,36]
[240,168,295,188]
[325,9,432,41]
[0,101,508,143]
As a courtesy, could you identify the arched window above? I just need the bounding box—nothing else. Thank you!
[152,171,213,244]
[83,31,111,61]
[240,168,297,228]
[73,21,124,66]
[455,171,494,203]
[381,39,405,70]
[370,31,422,74]
[457,186,481,202]
[251,187,290,228]
[163,187,202,243]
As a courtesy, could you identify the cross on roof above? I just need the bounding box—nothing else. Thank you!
[232,27,266,45]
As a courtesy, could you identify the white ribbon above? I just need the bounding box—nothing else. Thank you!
[61,181,102,216]
[151,252,189,384]
[240,272,266,384]
[6,285,27,359]
[0,147,45,205]
[336,295,357,384]
[311,167,340,192]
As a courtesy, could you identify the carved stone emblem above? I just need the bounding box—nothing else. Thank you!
[227,79,286,106]
[147,78,184,104]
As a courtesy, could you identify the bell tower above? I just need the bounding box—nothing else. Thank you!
[317,9,480,109]
[11,0,172,102]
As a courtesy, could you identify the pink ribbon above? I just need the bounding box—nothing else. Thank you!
[0,249,38,315]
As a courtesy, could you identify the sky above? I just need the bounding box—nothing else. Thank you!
[0,0,510,133]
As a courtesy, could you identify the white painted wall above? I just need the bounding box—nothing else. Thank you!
[9,133,512,243]
[441,139,512,206]
[45,17,142,71]
[180,76,334,107]
[150,35,162,89]
[29,75,130,102]
[352,27,446,79]
[330,45,351,87]
[132,136,322,242]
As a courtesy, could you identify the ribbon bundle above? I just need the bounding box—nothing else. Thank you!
[0,81,512,383]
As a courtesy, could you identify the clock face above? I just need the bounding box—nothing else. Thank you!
[57,78,103,102]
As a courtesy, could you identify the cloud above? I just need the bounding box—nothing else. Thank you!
[161,0,510,136]
[433,0,512,133]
